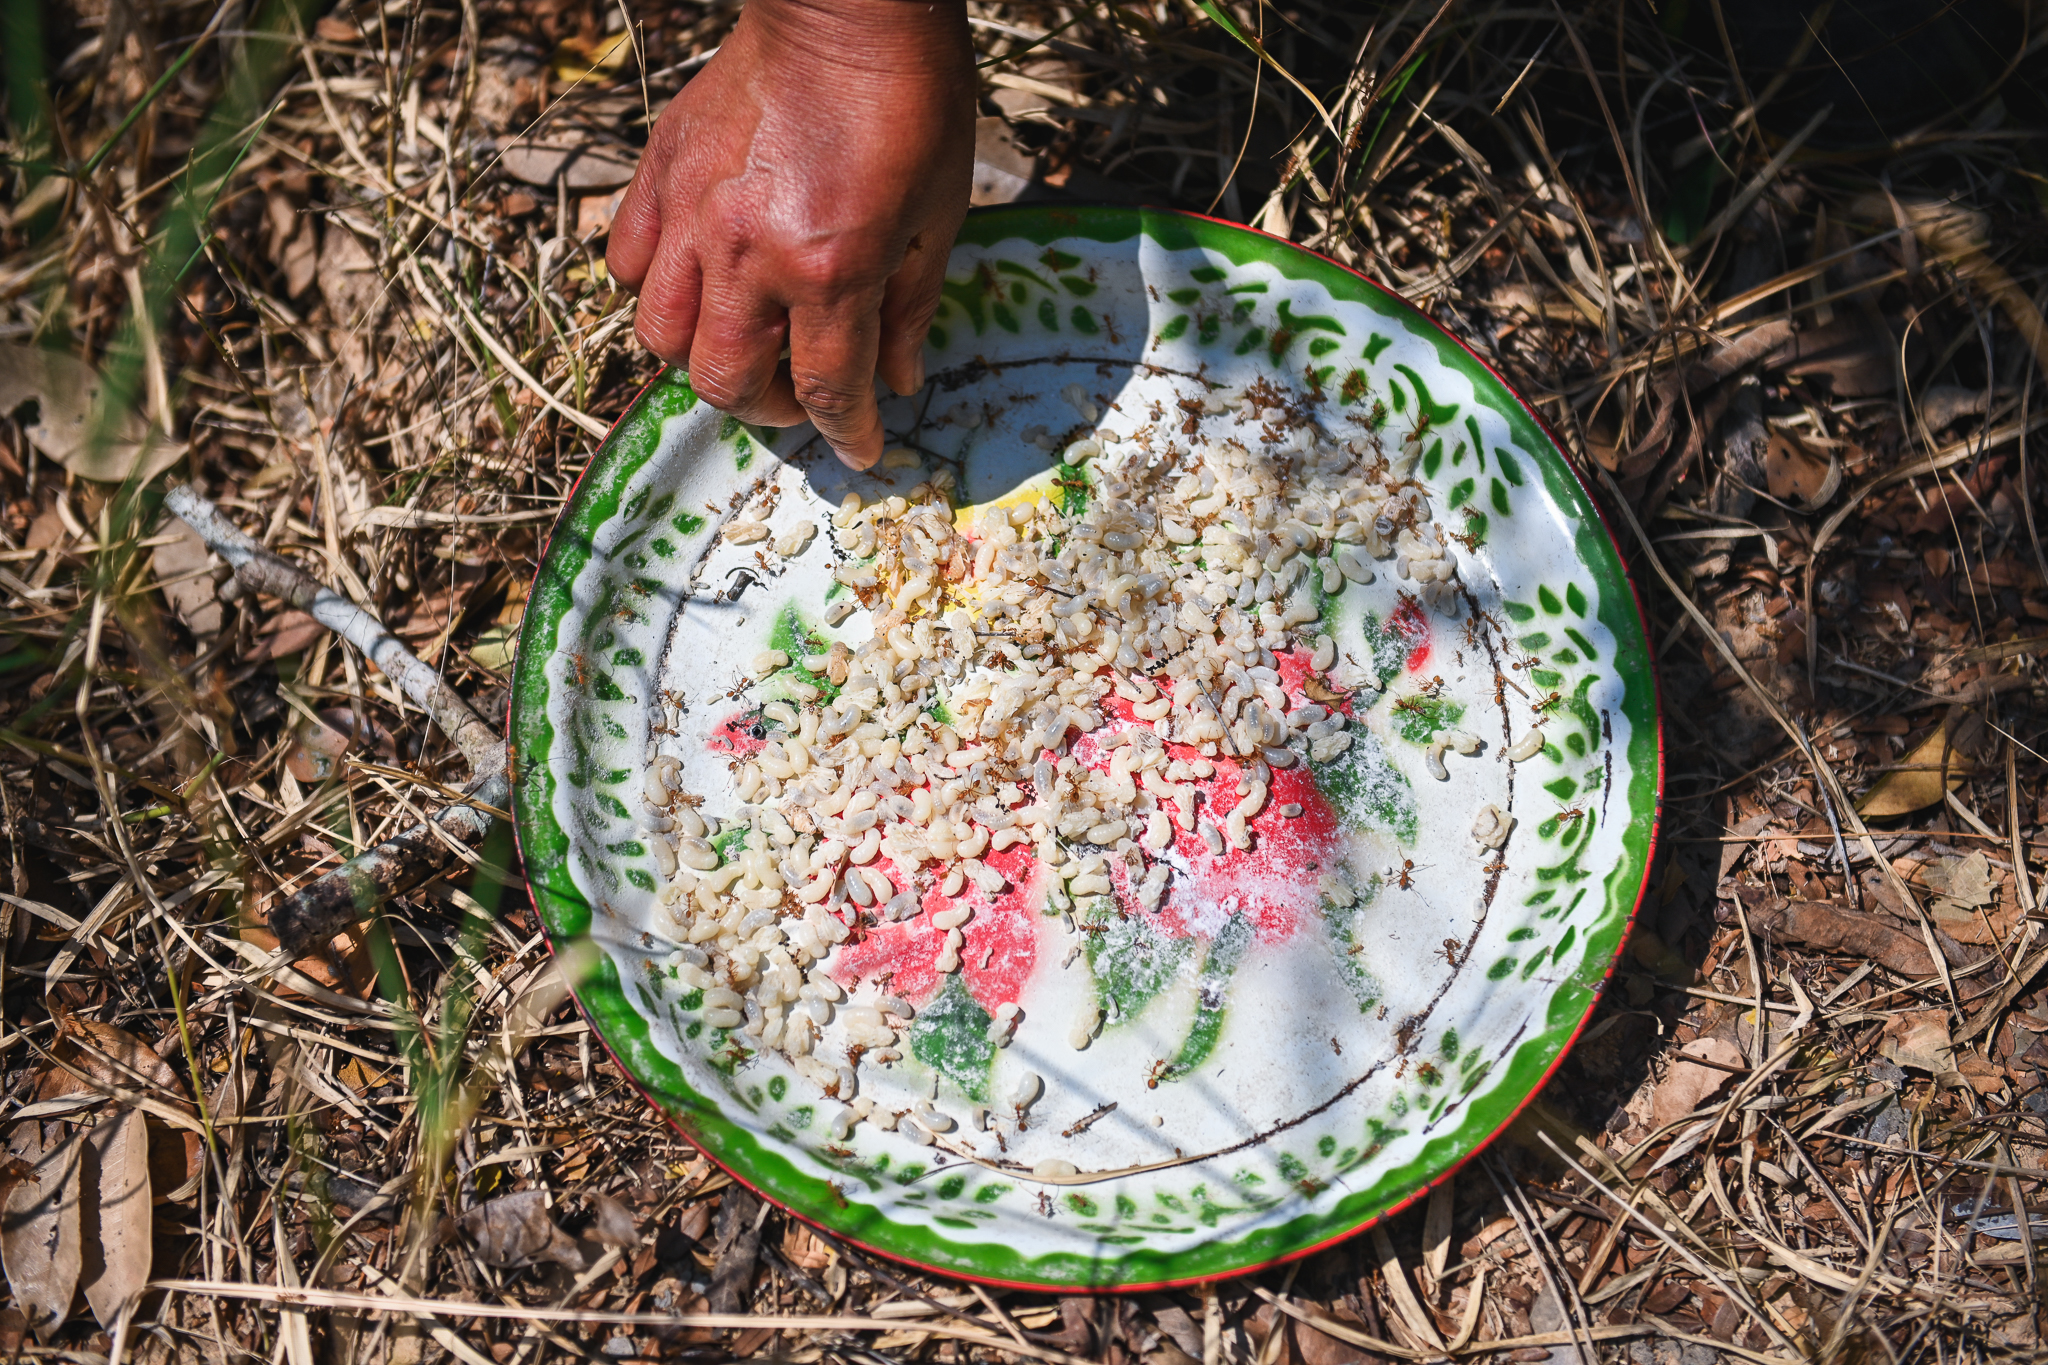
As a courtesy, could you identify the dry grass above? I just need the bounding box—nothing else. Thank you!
[1,0,2046,1361]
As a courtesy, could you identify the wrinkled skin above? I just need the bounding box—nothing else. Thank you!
[607,0,974,469]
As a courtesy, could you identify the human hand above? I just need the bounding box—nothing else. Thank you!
[607,0,974,469]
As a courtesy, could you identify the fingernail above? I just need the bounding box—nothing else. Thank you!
[911,353,927,391]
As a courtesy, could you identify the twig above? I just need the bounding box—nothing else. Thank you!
[149,1282,1100,1365]
[164,484,507,956]
[165,485,499,773]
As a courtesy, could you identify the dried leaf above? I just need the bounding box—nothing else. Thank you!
[971,117,1040,206]
[1303,674,1350,704]
[1927,848,2015,944]
[1763,430,1841,507]
[39,1008,187,1108]
[1753,896,1938,977]
[1,1128,84,1340]
[1918,383,1992,432]
[497,138,639,190]
[1291,1312,1365,1365]
[151,520,222,641]
[1857,720,1973,818]
[0,345,183,485]
[1651,1035,1744,1129]
[81,1109,151,1328]
[778,1219,830,1271]
[237,921,375,998]
[549,30,632,83]
[1882,1009,1956,1074]
[708,1188,762,1313]
[1776,316,1920,398]
[588,1193,640,1249]
[674,1202,712,1245]
[317,223,382,319]
[1926,851,1995,907]
[459,1190,584,1269]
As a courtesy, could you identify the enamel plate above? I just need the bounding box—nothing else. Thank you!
[511,205,1660,1289]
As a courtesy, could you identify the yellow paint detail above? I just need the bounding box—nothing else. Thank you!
[951,467,1065,534]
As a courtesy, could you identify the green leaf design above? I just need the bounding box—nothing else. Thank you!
[1277,299,1344,335]
[769,604,842,703]
[1322,886,1383,1010]
[909,975,996,1103]
[1313,730,1417,843]
[1391,363,1459,427]
[1391,695,1464,744]
[1358,610,1416,690]
[1085,902,1192,1024]
[1166,911,1254,1078]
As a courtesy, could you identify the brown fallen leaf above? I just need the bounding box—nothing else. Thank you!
[971,117,1041,206]
[0,345,183,484]
[1745,890,1938,976]
[1763,430,1841,508]
[81,1109,151,1329]
[779,1219,830,1272]
[497,138,639,190]
[1774,315,1922,398]
[459,1189,585,1269]
[237,921,376,998]
[247,609,325,663]
[151,519,223,642]
[1882,1009,1956,1074]
[549,30,632,83]
[40,1005,187,1107]
[708,1187,762,1314]
[1857,719,1973,818]
[1303,674,1351,705]
[1,1127,84,1340]
[40,1009,206,1202]
[673,1201,712,1246]
[1650,1035,1745,1129]
[588,1193,640,1250]
[1291,1312,1367,1365]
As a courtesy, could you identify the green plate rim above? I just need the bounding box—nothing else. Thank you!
[509,203,1665,1290]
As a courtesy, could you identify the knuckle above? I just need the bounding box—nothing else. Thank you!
[787,241,877,298]
[689,364,753,411]
[633,318,680,363]
[791,373,866,419]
